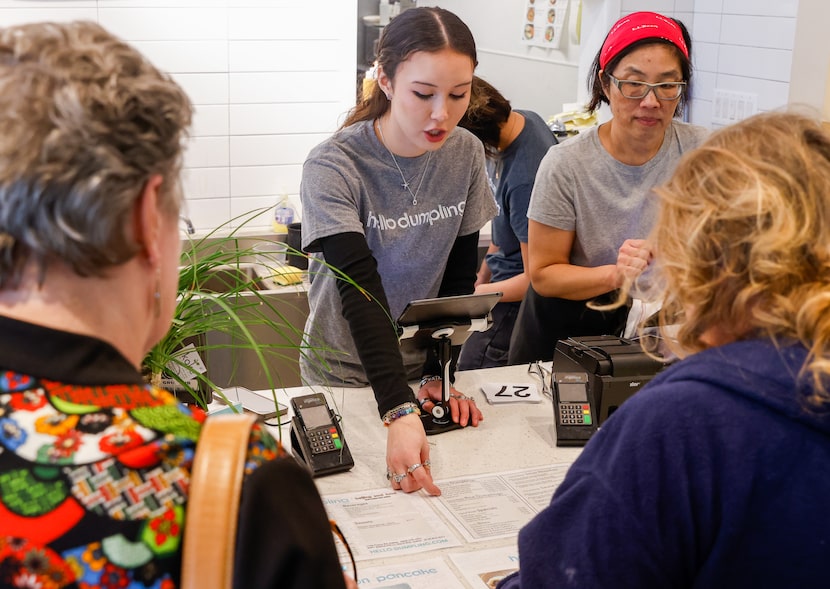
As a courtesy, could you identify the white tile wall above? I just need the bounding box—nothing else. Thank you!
[695,0,724,14]
[723,0,798,18]
[718,46,793,82]
[1,0,807,229]
[721,15,795,49]
[0,7,96,23]
[0,0,357,232]
[613,0,799,128]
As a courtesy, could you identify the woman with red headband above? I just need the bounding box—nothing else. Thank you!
[508,11,708,364]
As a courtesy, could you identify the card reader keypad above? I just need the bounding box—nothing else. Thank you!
[308,426,343,454]
[558,402,592,425]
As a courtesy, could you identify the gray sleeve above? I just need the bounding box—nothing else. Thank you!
[299,145,365,252]
[527,143,576,231]
[459,133,500,236]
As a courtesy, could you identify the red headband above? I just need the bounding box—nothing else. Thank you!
[599,12,689,70]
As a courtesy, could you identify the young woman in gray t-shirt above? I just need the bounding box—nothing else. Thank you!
[300,7,498,496]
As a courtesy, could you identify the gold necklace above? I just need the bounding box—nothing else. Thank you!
[376,118,432,206]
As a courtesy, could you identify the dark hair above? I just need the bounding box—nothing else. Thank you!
[458,76,512,156]
[585,17,692,117]
[341,7,477,129]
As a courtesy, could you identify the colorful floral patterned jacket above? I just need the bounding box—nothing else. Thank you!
[0,316,345,589]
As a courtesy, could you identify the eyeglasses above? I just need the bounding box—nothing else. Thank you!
[606,74,686,101]
[527,361,552,399]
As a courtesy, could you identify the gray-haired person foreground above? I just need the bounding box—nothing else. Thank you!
[0,20,352,589]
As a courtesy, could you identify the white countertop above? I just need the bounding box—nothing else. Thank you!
[217,362,580,494]
[212,363,582,587]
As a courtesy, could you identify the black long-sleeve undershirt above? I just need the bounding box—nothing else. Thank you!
[318,231,479,418]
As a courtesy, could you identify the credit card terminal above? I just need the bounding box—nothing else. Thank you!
[290,393,354,477]
[553,372,598,447]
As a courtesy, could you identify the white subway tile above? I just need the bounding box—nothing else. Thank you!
[182,167,231,199]
[0,1,93,6]
[185,197,231,232]
[674,11,693,32]
[230,196,284,230]
[230,134,328,166]
[621,0,674,14]
[191,105,230,137]
[694,42,719,73]
[230,103,347,135]
[721,15,795,50]
[131,40,229,73]
[229,39,342,72]
[688,97,713,128]
[718,45,791,83]
[723,0,798,18]
[693,13,722,44]
[691,70,717,101]
[102,0,228,6]
[695,0,724,14]
[228,5,348,40]
[230,164,302,197]
[98,7,227,41]
[230,71,342,104]
[0,7,97,24]
[184,136,230,168]
[172,73,229,105]
[674,0,695,13]
[714,73,790,111]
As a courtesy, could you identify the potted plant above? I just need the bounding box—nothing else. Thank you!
[142,208,371,420]
[143,209,302,410]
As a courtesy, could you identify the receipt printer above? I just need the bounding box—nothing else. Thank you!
[552,335,667,425]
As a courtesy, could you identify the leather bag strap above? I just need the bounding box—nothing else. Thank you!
[182,413,257,589]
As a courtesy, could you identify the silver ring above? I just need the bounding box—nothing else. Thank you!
[407,463,423,474]
[451,394,473,401]
[393,473,406,484]
[423,460,431,468]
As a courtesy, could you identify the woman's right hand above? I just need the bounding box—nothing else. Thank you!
[386,413,441,496]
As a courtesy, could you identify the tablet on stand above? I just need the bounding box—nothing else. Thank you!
[396,292,502,435]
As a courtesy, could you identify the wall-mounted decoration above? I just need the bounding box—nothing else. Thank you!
[520,0,569,49]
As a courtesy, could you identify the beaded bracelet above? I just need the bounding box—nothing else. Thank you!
[419,375,442,388]
[382,402,421,426]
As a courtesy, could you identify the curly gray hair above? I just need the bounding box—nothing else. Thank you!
[0,20,192,288]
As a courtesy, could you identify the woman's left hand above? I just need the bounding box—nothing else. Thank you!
[615,239,653,286]
[418,379,483,427]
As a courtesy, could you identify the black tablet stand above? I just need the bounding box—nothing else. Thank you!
[421,326,464,435]
[396,293,502,435]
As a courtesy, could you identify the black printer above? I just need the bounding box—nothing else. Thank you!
[552,335,667,427]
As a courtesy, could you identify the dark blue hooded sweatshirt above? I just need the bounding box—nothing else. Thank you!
[499,338,830,589]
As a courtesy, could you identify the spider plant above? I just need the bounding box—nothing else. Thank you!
[142,208,372,420]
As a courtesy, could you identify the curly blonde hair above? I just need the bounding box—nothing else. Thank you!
[0,21,192,288]
[650,110,830,400]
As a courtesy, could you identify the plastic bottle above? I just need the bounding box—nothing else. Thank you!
[272,196,295,234]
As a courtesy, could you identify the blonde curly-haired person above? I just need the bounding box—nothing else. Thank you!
[498,110,830,588]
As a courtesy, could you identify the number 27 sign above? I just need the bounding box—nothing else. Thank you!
[480,383,543,404]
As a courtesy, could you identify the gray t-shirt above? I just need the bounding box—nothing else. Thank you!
[300,120,497,385]
[528,120,708,268]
